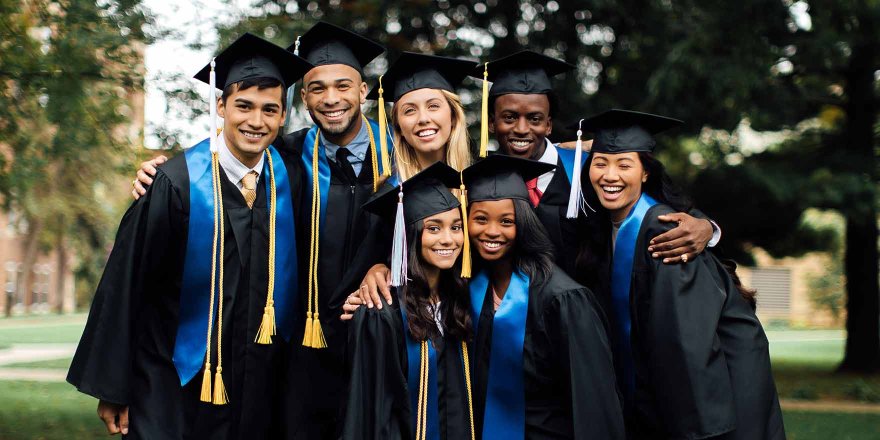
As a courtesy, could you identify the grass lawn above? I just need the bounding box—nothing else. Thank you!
[0,314,86,347]
[4,357,72,369]
[0,380,105,440]
[783,411,880,440]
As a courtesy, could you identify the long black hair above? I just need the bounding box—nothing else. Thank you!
[400,219,472,342]
[471,198,555,285]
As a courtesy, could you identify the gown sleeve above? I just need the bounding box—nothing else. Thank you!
[545,287,626,440]
[66,170,182,405]
[641,216,737,438]
[342,298,409,440]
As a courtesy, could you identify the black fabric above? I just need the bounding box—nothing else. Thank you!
[533,155,581,276]
[336,148,357,183]
[193,32,312,89]
[276,128,392,440]
[462,155,556,204]
[291,21,384,75]
[365,52,477,102]
[471,265,625,439]
[471,50,574,97]
[342,293,472,440]
[577,109,683,154]
[362,161,461,225]
[67,151,304,439]
[593,204,785,440]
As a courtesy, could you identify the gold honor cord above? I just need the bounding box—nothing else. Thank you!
[255,151,278,344]
[303,132,327,348]
[362,113,382,193]
[376,76,392,179]
[416,341,429,440]
[479,62,489,158]
[461,341,475,440]
[200,151,221,403]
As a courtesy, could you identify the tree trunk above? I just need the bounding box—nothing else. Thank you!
[54,230,67,314]
[838,39,879,373]
[19,216,43,314]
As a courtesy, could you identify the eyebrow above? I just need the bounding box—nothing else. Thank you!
[306,78,355,88]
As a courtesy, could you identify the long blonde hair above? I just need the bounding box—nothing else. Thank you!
[391,89,472,182]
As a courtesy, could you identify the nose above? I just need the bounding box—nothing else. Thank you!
[247,110,264,128]
[323,87,340,106]
[417,109,430,125]
[513,116,529,136]
[483,221,502,238]
[437,227,454,246]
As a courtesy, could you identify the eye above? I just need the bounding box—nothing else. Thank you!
[451,223,463,231]
[620,163,631,169]
[403,107,416,116]
[426,225,440,233]
[592,162,606,168]
[338,83,350,91]
[265,108,278,115]
[236,104,249,110]
[501,217,515,225]
[530,115,543,123]
[429,102,441,110]
[472,215,488,224]
[503,115,515,122]
[309,86,324,93]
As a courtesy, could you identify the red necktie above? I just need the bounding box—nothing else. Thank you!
[526,178,543,207]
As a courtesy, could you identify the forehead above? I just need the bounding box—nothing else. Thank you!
[228,83,284,105]
[494,93,550,114]
[398,88,446,106]
[303,63,362,85]
[423,207,462,223]
[470,198,515,213]
[592,151,640,162]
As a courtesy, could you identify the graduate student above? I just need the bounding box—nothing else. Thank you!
[462,155,625,440]
[579,109,785,439]
[343,162,475,440]
[67,34,311,438]
[470,51,718,277]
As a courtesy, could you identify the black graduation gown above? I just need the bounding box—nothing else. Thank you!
[342,294,472,440]
[277,128,390,440]
[472,265,625,440]
[602,203,785,440]
[533,158,579,276]
[67,152,303,439]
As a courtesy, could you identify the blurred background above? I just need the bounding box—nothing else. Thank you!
[0,0,878,438]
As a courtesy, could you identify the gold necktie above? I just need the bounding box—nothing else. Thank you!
[241,171,258,209]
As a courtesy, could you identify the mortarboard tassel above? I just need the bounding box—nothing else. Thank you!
[390,187,408,287]
[255,152,278,344]
[458,173,471,278]
[479,62,489,158]
[209,58,218,153]
[565,119,586,219]
[201,60,221,404]
[364,114,381,193]
[377,75,392,178]
[212,154,229,405]
[283,37,301,134]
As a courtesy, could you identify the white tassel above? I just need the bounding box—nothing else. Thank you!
[209,58,218,153]
[390,188,407,287]
[566,119,586,219]
[292,36,301,55]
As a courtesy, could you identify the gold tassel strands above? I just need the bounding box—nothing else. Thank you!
[303,133,327,349]
[363,114,382,193]
[479,62,489,158]
[416,341,429,440]
[461,341,475,440]
[255,151,278,344]
[212,153,229,405]
[458,173,471,278]
[377,76,392,178]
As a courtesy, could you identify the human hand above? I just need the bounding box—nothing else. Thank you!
[649,213,713,264]
[97,400,129,435]
[132,155,168,200]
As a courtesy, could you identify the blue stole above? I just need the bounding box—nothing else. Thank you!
[610,193,658,401]
[470,270,530,440]
[172,139,298,385]
[400,304,440,440]
[555,145,589,186]
[301,118,393,226]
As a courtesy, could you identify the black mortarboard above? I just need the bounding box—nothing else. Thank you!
[289,21,384,75]
[462,155,556,203]
[194,33,312,89]
[578,109,683,154]
[362,162,461,225]
[474,50,574,97]
[366,52,477,102]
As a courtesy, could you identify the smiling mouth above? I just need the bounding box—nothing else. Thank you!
[507,139,533,151]
[602,185,623,194]
[320,109,347,118]
[241,130,266,140]
[433,249,456,257]
[417,129,438,138]
[479,240,506,251]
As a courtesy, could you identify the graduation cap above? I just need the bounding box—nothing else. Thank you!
[194,32,312,89]
[470,50,574,157]
[362,162,463,285]
[462,155,556,204]
[366,52,477,102]
[578,109,683,154]
[289,21,384,75]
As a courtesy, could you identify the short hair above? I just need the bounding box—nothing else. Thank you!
[488,91,559,119]
[221,77,287,106]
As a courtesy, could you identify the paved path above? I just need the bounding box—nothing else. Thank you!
[0,343,76,367]
[0,368,67,381]
[780,399,880,414]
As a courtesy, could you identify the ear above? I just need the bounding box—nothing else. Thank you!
[358,80,368,105]
[299,87,307,110]
[642,170,648,183]
[546,115,553,136]
[488,113,496,134]
[217,97,225,118]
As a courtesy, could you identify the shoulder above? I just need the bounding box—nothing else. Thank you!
[154,152,188,191]
[640,203,677,238]
[278,128,311,157]
[533,264,593,305]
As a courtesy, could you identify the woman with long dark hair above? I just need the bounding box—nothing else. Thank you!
[342,162,475,440]
[461,155,624,440]
[578,110,783,439]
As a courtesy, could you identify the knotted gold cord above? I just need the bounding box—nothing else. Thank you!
[479,62,489,158]
[303,132,327,348]
[255,151,278,344]
[200,151,222,403]
[416,340,429,440]
[461,341,475,440]
[376,76,392,179]
[362,114,382,193]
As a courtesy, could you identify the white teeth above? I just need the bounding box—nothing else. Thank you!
[482,241,501,249]
[417,129,437,137]
[242,131,264,139]
[510,140,530,147]
[602,186,623,193]
[434,249,454,256]
[325,110,344,117]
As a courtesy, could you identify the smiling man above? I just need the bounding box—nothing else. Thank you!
[474,51,720,279]
[68,34,311,439]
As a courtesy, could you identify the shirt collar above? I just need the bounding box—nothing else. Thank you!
[217,132,264,184]
[537,138,558,165]
[321,119,370,162]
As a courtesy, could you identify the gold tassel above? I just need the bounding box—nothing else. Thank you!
[256,151,277,345]
[199,364,212,403]
[377,76,392,177]
[255,302,275,345]
[459,174,472,278]
[461,342,475,440]
[363,114,381,193]
[302,312,314,347]
[310,312,327,348]
[479,62,489,158]
[212,367,228,405]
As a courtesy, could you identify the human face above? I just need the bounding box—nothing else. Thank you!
[420,208,464,270]
[490,93,552,160]
[589,152,648,222]
[467,199,516,262]
[217,84,286,167]
[300,64,367,141]
[396,88,453,165]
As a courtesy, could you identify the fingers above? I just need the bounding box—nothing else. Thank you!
[97,403,120,435]
[340,295,364,320]
[658,253,691,265]
[141,155,167,177]
[131,187,141,201]
[119,406,130,435]
[650,236,697,256]
[137,169,154,186]
[648,227,687,250]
